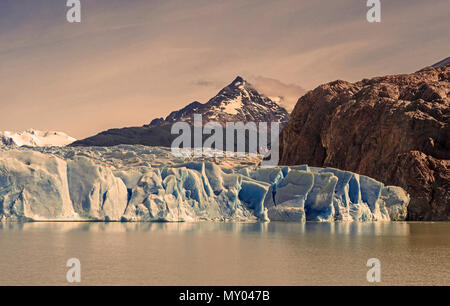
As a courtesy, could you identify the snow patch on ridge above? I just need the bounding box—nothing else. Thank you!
[0,129,76,147]
[222,96,243,115]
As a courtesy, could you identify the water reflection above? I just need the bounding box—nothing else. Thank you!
[0,221,448,286]
[0,221,412,236]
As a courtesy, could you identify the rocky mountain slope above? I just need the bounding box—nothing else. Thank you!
[0,129,76,147]
[279,63,449,221]
[70,125,175,147]
[433,57,450,68]
[72,77,289,148]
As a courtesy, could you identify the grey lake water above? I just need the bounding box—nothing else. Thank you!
[0,221,448,286]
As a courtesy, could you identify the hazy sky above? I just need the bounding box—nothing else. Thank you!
[0,0,449,138]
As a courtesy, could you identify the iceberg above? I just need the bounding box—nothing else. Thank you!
[0,146,409,222]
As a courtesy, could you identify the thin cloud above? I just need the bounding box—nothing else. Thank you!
[192,80,217,87]
[249,76,306,112]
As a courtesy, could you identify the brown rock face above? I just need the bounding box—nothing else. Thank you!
[279,65,450,221]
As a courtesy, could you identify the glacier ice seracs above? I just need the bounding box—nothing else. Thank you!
[0,145,409,222]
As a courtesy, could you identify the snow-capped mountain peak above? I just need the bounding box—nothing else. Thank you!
[150,76,290,127]
[0,129,76,147]
[230,76,246,88]
[72,77,290,147]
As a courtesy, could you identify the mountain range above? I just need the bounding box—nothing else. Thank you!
[1,58,448,221]
[71,77,289,147]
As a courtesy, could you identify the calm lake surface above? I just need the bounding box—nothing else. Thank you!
[0,222,448,286]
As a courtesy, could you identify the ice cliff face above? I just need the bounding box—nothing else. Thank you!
[0,146,409,222]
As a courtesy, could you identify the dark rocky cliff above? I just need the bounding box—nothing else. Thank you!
[279,64,449,221]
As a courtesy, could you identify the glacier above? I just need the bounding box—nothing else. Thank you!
[0,145,409,222]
